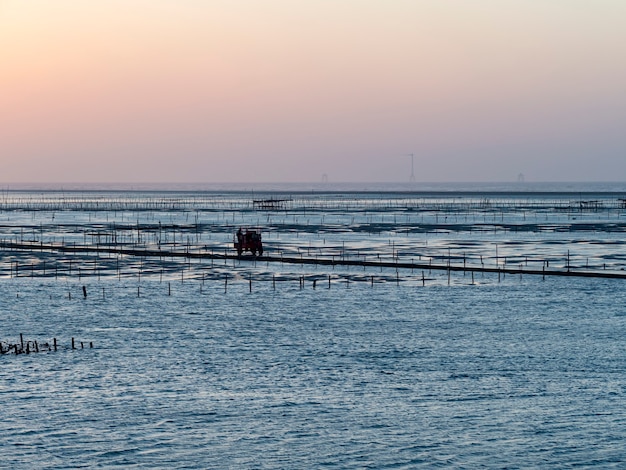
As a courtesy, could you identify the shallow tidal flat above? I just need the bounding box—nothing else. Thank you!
[2,189,626,468]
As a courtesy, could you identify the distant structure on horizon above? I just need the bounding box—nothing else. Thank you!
[517,173,525,183]
[408,154,415,182]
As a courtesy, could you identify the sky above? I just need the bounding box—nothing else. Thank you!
[1,1,625,184]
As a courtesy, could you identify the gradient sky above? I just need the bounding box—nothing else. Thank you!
[1,1,625,183]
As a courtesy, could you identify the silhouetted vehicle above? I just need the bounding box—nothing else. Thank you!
[234,228,263,256]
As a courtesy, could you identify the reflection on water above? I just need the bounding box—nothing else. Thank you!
[1,186,626,468]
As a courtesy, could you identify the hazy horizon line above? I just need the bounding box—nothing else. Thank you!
[1,181,626,194]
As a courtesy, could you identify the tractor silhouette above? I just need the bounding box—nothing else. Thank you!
[234,228,263,256]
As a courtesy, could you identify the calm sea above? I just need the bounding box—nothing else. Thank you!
[1,183,625,468]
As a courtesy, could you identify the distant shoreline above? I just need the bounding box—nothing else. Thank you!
[1,181,626,194]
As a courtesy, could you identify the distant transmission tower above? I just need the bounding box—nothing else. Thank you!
[408,154,416,182]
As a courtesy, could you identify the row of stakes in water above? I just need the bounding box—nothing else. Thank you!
[0,334,93,355]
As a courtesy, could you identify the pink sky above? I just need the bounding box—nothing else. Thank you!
[1,1,625,184]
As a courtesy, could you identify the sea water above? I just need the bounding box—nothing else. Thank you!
[1,184,626,468]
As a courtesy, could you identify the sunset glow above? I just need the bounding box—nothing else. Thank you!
[2,1,625,183]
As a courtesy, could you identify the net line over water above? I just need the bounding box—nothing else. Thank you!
[1,189,626,212]
[1,189,625,285]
